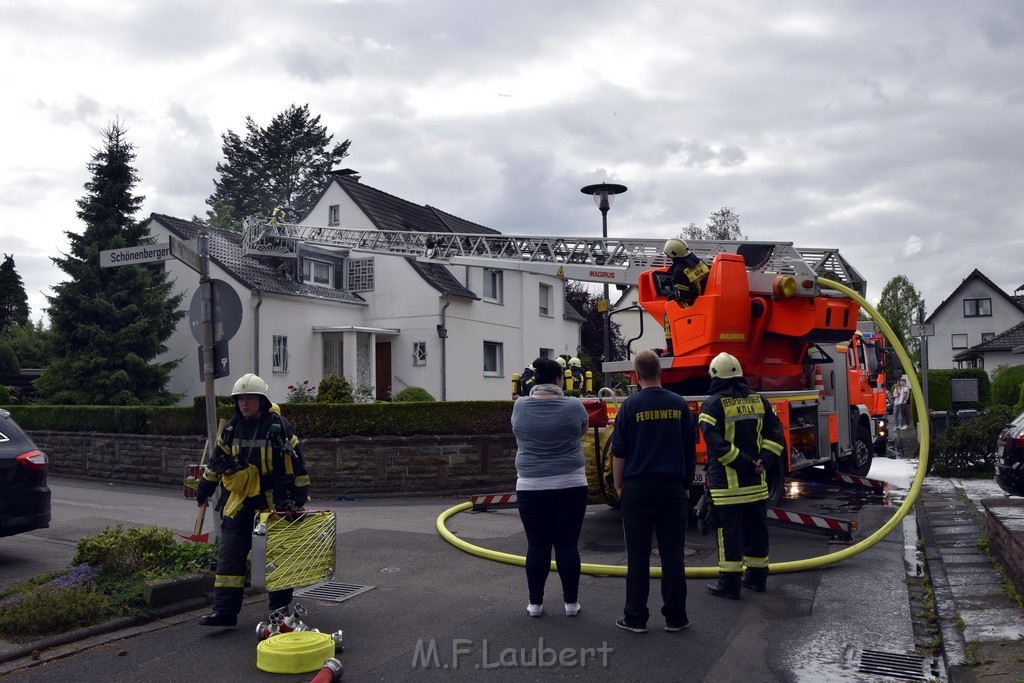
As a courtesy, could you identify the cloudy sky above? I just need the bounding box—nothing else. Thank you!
[2,0,1022,326]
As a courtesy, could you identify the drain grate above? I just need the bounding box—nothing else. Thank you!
[857,649,942,681]
[293,582,375,604]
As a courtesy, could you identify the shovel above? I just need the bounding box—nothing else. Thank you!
[181,419,226,543]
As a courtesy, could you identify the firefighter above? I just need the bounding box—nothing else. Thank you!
[698,353,785,599]
[196,373,311,628]
[662,239,710,356]
[517,364,536,397]
[568,357,585,394]
[663,238,710,308]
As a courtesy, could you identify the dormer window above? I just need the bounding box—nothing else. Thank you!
[302,258,334,287]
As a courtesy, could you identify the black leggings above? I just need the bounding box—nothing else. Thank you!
[516,486,588,605]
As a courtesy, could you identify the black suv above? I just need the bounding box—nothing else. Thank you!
[0,409,51,537]
[995,408,1024,497]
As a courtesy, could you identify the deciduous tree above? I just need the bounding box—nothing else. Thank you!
[876,275,925,378]
[564,281,626,389]
[680,207,746,240]
[37,122,185,405]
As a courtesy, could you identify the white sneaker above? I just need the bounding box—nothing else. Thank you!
[565,602,581,617]
[527,603,543,617]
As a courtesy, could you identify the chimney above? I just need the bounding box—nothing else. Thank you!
[330,168,361,182]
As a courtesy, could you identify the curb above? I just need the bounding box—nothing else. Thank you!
[0,588,264,668]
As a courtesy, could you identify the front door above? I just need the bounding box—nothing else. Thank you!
[375,342,392,400]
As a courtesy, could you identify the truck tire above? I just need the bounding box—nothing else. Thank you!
[840,424,873,477]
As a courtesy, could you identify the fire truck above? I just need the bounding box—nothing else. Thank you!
[241,220,889,506]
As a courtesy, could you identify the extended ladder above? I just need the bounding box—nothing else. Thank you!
[241,217,866,293]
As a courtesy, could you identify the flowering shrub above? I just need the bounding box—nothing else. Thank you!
[286,380,316,403]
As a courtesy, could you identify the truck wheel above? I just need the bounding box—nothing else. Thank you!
[840,425,873,476]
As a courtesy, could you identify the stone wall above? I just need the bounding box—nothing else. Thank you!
[982,498,1024,596]
[28,431,519,497]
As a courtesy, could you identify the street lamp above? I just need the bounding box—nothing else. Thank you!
[580,182,628,391]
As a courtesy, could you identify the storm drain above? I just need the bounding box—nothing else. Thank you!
[856,649,943,681]
[293,582,375,604]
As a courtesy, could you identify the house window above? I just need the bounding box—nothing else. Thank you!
[540,348,554,360]
[347,257,374,292]
[483,269,503,303]
[951,334,968,350]
[328,204,340,226]
[302,258,333,287]
[981,332,995,343]
[413,341,427,367]
[539,283,552,316]
[963,298,992,317]
[272,335,288,372]
[483,341,504,376]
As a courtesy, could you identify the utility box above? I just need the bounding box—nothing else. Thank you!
[951,378,979,403]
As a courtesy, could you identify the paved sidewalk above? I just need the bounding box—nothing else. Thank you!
[917,477,1024,683]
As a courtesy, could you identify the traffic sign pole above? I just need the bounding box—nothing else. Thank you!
[197,232,222,542]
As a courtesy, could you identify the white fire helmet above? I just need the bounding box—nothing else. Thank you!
[709,352,743,379]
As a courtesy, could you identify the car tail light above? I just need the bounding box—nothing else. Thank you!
[16,450,48,470]
[1014,434,1024,449]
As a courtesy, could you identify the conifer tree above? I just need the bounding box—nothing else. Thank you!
[36,122,185,405]
[0,254,30,333]
[206,104,350,229]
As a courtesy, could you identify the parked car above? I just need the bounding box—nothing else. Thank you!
[0,409,51,538]
[994,407,1024,497]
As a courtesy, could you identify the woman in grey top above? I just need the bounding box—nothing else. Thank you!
[512,357,590,618]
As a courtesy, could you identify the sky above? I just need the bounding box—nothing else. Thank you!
[2,0,1023,326]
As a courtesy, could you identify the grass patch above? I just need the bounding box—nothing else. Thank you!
[0,526,217,641]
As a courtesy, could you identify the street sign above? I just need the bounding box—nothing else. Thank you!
[188,279,243,345]
[198,340,230,380]
[909,323,935,337]
[169,236,204,274]
[99,241,171,268]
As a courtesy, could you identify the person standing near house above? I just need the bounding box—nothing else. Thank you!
[512,357,590,618]
[611,350,697,633]
[196,373,311,629]
[699,352,785,599]
[894,378,911,429]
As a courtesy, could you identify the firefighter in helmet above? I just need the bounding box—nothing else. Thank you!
[568,357,585,394]
[662,238,711,356]
[517,364,536,397]
[196,373,311,628]
[698,353,785,599]
[664,238,710,308]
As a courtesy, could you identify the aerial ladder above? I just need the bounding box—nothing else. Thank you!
[242,217,886,539]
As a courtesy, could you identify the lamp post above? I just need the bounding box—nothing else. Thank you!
[580,182,628,391]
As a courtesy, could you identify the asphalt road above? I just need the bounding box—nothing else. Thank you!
[0,466,921,682]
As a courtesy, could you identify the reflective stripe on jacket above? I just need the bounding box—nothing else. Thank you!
[698,378,785,506]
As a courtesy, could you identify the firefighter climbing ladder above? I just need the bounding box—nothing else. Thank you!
[240,218,867,295]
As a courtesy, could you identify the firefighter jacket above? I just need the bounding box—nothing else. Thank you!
[698,376,785,506]
[668,253,710,307]
[197,411,310,516]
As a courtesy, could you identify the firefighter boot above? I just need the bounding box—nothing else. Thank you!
[740,569,767,593]
[706,573,742,600]
[198,612,238,627]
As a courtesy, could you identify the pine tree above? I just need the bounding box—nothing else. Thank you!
[0,254,30,333]
[206,104,350,229]
[36,122,185,405]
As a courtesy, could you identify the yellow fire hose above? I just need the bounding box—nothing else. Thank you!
[436,277,930,578]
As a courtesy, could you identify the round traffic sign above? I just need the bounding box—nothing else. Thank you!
[188,279,243,345]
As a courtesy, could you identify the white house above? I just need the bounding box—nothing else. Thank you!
[147,171,583,403]
[924,269,1024,372]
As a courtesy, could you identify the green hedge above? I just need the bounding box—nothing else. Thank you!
[991,364,1024,409]
[919,368,990,412]
[2,401,515,437]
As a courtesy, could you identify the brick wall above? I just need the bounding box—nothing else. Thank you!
[983,499,1024,596]
[28,431,519,497]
